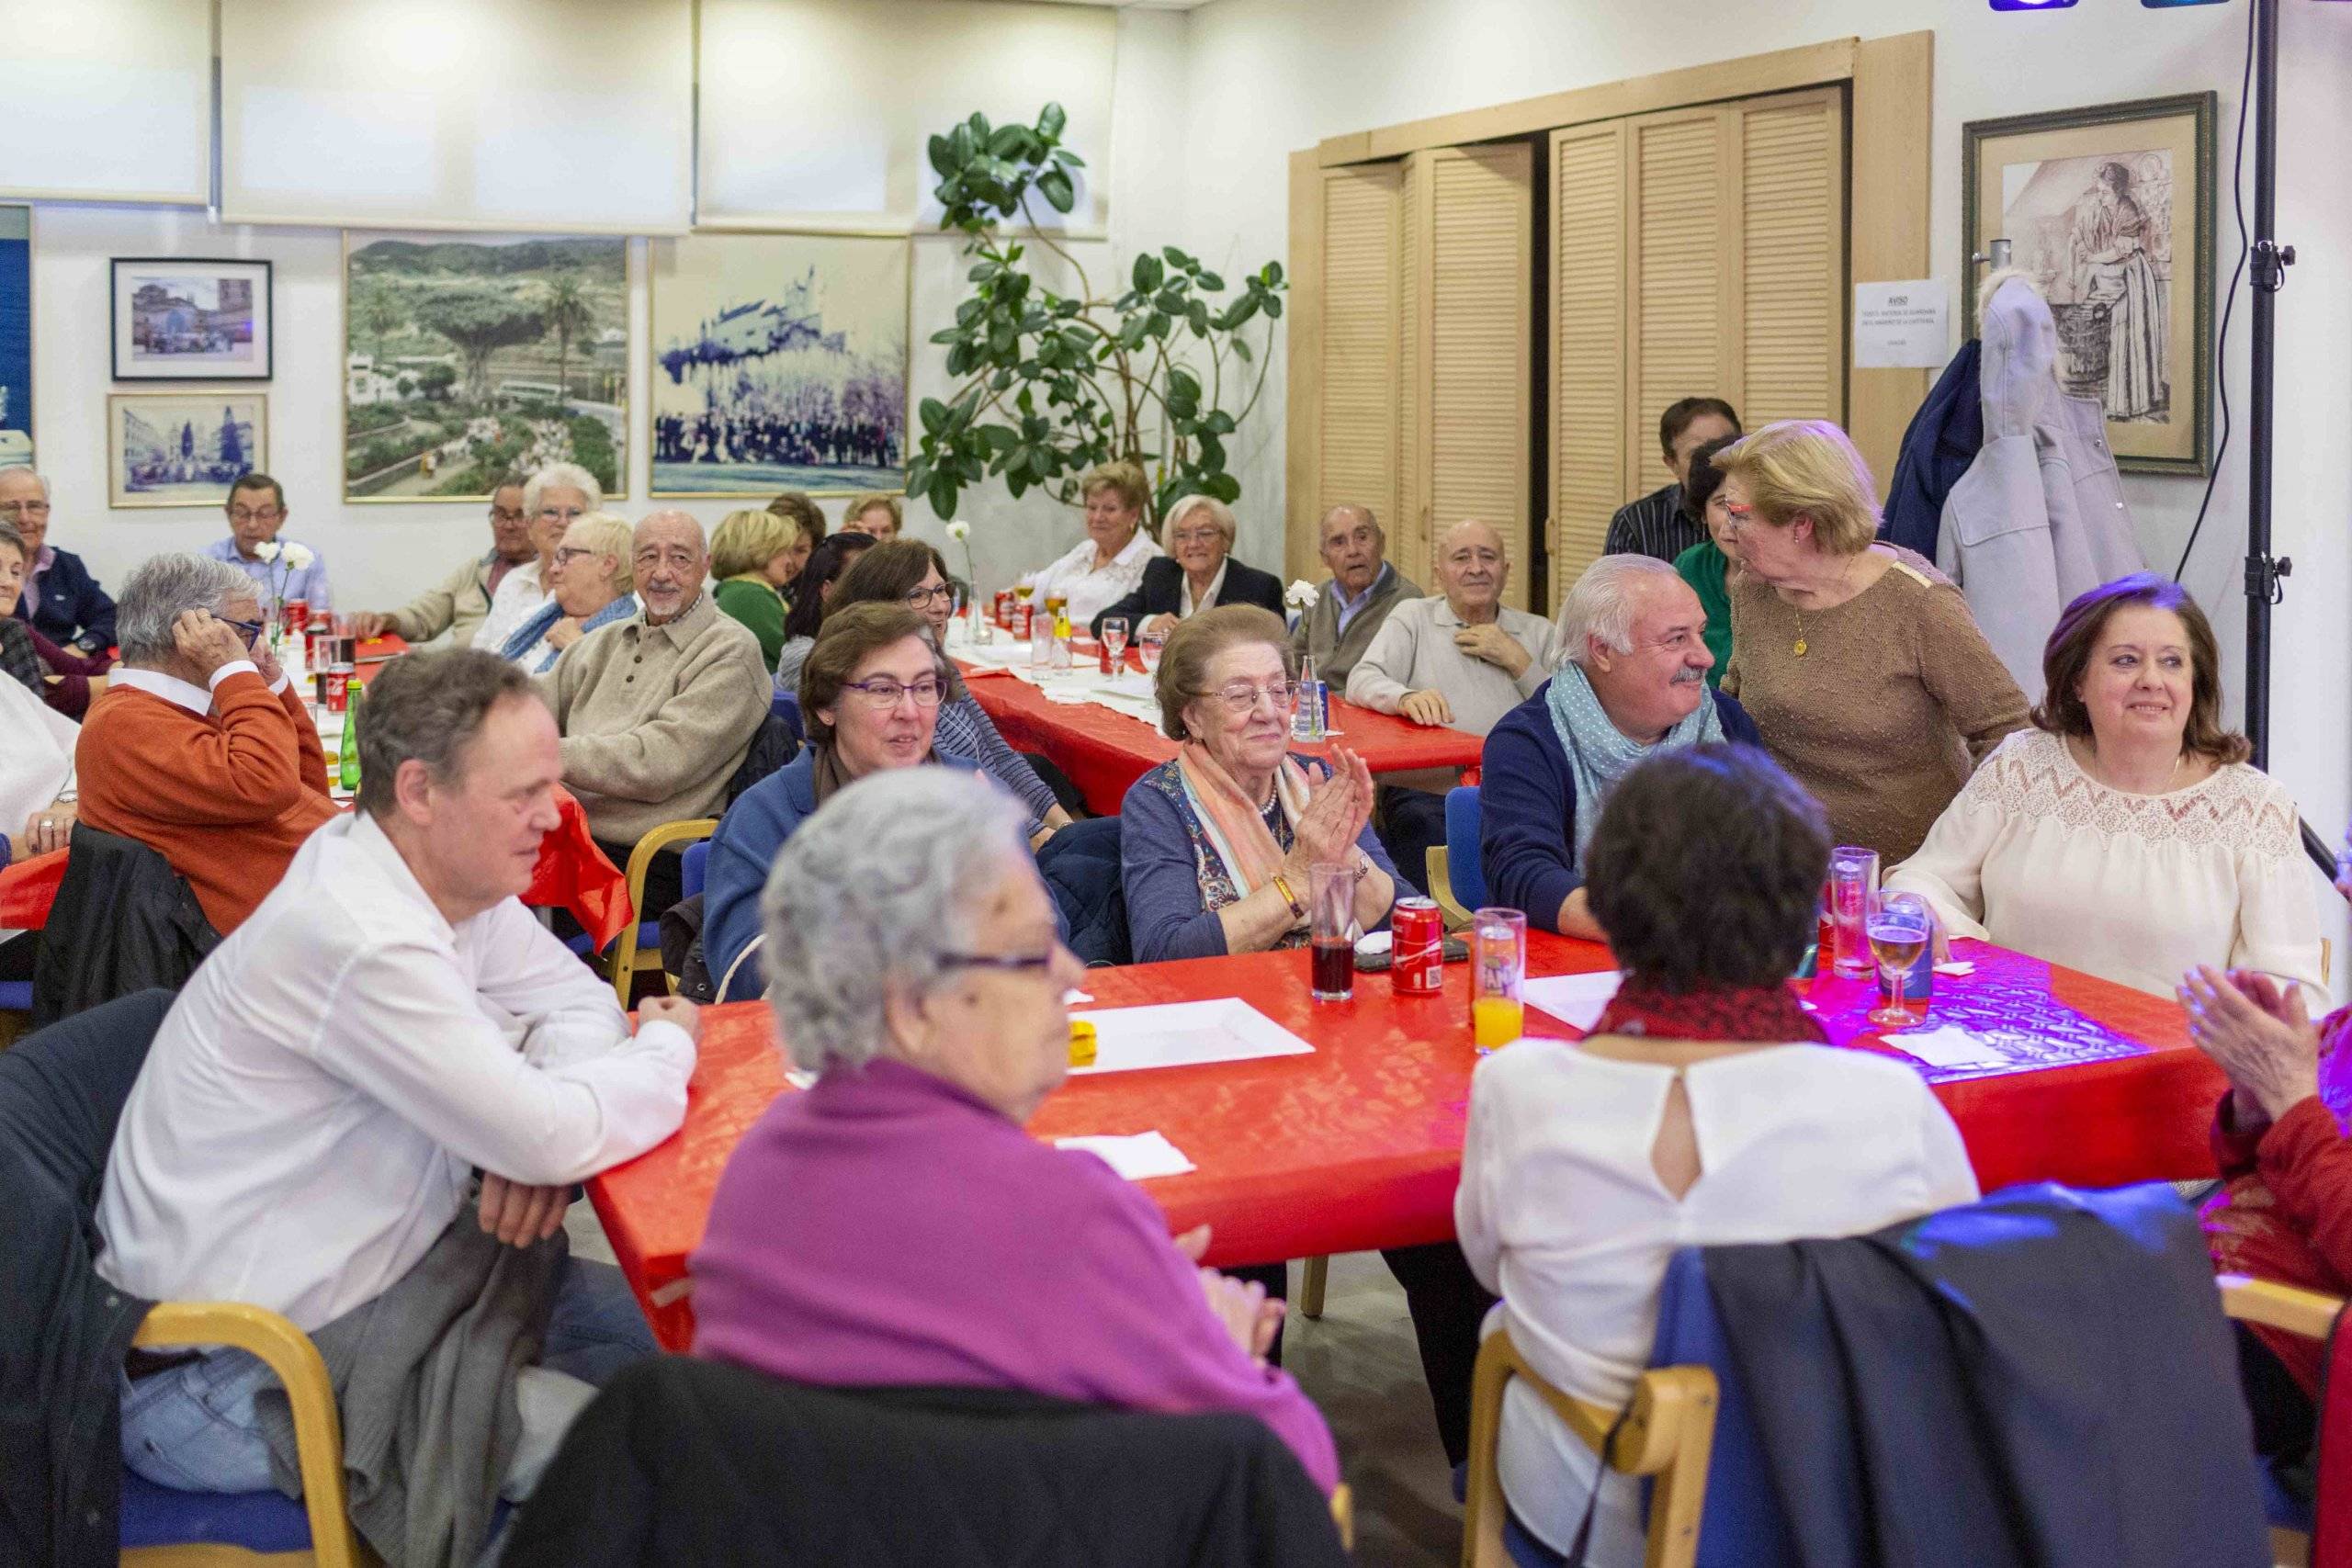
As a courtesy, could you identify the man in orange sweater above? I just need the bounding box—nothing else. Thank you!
[75,553,335,935]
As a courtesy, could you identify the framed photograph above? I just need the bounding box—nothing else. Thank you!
[1962,93,2216,475]
[649,231,909,498]
[110,258,275,382]
[109,392,267,509]
[0,206,29,470]
[343,231,628,503]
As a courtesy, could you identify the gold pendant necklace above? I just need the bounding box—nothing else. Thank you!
[1792,607,1808,659]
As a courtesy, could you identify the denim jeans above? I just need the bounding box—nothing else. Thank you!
[119,1255,654,1501]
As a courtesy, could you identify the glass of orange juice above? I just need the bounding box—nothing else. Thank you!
[1471,907,1527,1052]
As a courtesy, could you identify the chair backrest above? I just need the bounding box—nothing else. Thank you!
[771,690,804,742]
[681,840,711,901]
[1445,785,1487,911]
[1650,1249,1799,1568]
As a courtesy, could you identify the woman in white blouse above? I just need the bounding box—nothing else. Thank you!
[470,462,602,654]
[1025,460,1162,629]
[1458,744,1977,1565]
[1888,573,2324,1000]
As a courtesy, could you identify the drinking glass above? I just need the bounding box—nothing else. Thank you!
[1137,629,1166,676]
[1471,908,1528,1052]
[1101,615,1130,680]
[1827,846,1880,978]
[1308,863,1358,1001]
[1866,890,1934,1027]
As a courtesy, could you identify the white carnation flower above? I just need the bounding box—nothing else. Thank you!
[945,518,971,542]
[251,540,279,563]
[1284,578,1317,610]
[282,543,315,570]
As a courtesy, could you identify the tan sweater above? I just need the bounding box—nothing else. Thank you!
[1722,547,2028,864]
[540,592,771,846]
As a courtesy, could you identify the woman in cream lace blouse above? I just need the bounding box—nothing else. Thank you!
[1887,574,2324,1000]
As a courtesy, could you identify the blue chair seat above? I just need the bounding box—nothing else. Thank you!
[1444,785,1487,910]
[0,979,30,1012]
[770,692,802,742]
[682,840,710,901]
[119,1471,312,1553]
[1652,1247,1799,1568]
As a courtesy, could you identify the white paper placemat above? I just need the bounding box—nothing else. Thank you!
[1521,971,1624,1032]
[1053,1131,1197,1180]
[1068,998,1315,1076]
[1885,1025,2010,1070]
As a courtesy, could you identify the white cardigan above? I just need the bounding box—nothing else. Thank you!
[1886,728,2325,1002]
[1456,1038,1978,1562]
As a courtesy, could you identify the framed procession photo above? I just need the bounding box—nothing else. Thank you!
[109,391,266,509]
[0,206,29,470]
[1962,93,2216,475]
[343,231,628,503]
[110,257,275,382]
[649,231,910,498]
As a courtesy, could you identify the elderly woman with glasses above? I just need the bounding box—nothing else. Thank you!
[499,512,639,674]
[1121,605,1394,965]
[472,462,602,655]
[704,602,1000,1001]
[1088,494,1287,642]
[830,539,1073,843]
[691,768,1340,1493]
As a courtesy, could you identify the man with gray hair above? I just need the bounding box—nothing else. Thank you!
[96,648,697,1556]
[1,465,116,651]
[74,551,334,935]
[1481,555,1758,937]
[541,508,769,919]
[688,768,1341,1495]
[1288,502,1419,689]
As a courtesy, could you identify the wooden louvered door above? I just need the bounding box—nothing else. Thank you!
[1313,163,1405,554]
[1734,88,1847,431]
[1625,106,1734,501]
[1548,121,1628,604]
[1403,142,1533,594]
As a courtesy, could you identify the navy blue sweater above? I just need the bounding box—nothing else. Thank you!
[1479,680,1759,932]
[15,547,115,649]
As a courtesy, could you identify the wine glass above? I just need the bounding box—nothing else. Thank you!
[1100,616,1129,681]
[1866,890,1933,1028]
[1137,629,1166,677]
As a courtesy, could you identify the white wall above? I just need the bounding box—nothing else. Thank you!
[1177,0,2352,902]
[20,7,1194,615]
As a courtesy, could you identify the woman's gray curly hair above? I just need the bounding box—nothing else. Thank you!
[759,767,1033,1075]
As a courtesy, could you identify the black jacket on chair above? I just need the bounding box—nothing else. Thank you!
[1704,1181,2271,1568]
[0,990,173,1568]
[504,1358,1351,1568]
[1091,556,1287,638]
[29,829,219,1028]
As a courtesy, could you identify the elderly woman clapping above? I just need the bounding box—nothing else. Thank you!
[1120,605,1396,964]
[688,768,1340,1494]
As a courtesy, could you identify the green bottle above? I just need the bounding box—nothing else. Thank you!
[339,681,364,793]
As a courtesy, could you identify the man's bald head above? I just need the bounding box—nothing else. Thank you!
[1435,517,1510,619]
[1317,504,1386,595]
[632,510,709,625]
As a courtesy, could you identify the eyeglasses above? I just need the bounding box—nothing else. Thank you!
[1203,680,1300,714]
[841,675,944,710]
[1170,528,1224,547]
[491,506,527,525]
[228,507,282,525]
[0,500,50,519]
[1719,502,1755,532]
[552,546,602,567]
[902,583,956,608]
[936,950,1060,974]
[539,506,588,525]
[221,616,266,647]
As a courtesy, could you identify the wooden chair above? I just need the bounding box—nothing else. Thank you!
[1460,1326,1718,1568]
[118,1302,362,1568]
[2219,1273,2345,1568]
[607,818,718,1010]
[1428,784,1486,930]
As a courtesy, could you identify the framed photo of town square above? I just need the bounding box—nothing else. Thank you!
[110,257,275,383]
[108,391,266,510]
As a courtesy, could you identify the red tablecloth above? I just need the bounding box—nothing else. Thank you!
[957,660,1484,816]
[589,934,2224,1350]
[0,791,630,947]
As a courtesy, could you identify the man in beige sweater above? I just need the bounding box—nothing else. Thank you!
[541,511,770,918]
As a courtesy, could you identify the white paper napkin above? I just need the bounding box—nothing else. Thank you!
[1932,960,1975,977]
[1054,1131,1197,1180]
[1521,971,1625,1032]
[1888,1024,2007,1069]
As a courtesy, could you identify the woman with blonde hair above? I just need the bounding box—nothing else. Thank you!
[1027,460,1162,628]
[711,507,808,672]
[1716,420,2028,863]
[500,511,637,673]
[842,492,903,539]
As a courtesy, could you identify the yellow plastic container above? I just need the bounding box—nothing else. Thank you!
[1068,1019,1099,1067]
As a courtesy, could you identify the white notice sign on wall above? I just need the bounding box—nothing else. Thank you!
[1853,281,1951,369]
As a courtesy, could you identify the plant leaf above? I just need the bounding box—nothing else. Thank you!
[1038,102,1068,141]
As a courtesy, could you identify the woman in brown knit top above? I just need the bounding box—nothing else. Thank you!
[1714,421,2028,864]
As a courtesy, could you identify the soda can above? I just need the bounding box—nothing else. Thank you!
[282,599,310,634]
[1012,601,1033,640]
[1314,679,1331,735]
[994,589,1012,626]
[324,664,352,714]
[1392,897,1444,996]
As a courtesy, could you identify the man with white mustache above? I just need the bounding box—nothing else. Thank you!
[540,510,771,921]
[1481,556,1761,939]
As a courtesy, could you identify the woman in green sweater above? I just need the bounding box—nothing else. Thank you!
[1669,435,1741,689]
[711,507,811,673]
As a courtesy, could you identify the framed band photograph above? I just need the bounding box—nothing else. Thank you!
[108,391,267,509]
[110,257,276,382]
[1962,94,2216,475]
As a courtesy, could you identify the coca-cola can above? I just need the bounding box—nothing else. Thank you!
[282,599,310,634]
[993,589,1012,626]
[1392,897,1444,995]
[323,664,352,714]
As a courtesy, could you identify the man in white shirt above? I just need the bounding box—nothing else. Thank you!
[100,647,698,1513]
[1347,517,1555,892]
